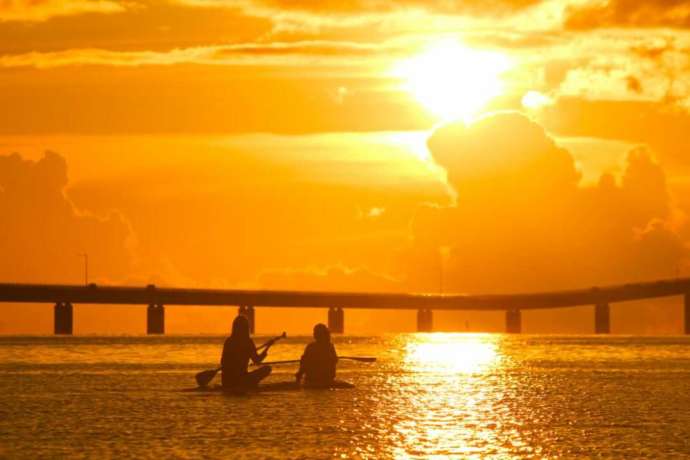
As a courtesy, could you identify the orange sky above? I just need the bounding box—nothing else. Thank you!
[1,0,690,334]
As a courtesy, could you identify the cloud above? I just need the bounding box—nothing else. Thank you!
[0,63,436,134]
[1,125,687,333]
[0,151,135,283]
[544,43,690,110]
[428,112,580,204]
[212,40,397,57]
[251,0,542,15]
[180,0,542,15]
[0,0,552,59]
[406,112,688,296]
[0,0,125,22]
[626,75,642,93]
[538,97,690,172]
[0,1,272,55]
[0,40,400,69]
[565,0,690,30]
[174,0,557,37]
[498,29,690,113]
[621,147,670,225]
[0,145,424,333]
[38,132,447,291]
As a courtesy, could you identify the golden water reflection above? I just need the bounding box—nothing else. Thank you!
[4,336,688,458]
[392,334,526,458]
[404,333,501,374]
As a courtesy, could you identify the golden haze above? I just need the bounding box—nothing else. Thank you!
[1,0,689,334]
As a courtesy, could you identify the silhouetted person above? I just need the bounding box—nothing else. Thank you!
[221,315,272,389]
[296,323,338,387]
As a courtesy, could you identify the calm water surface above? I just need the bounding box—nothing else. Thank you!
[2,334,690,458]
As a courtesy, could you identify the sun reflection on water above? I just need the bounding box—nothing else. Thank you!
[390,334,525,457]
[404,333,501,374]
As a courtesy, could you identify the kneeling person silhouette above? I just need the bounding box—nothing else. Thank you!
[221,315,272,390]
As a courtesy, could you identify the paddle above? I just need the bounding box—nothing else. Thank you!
[258,356,377,366]
[195,332,286,387]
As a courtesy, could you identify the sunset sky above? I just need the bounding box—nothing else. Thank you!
[2,0,690,334]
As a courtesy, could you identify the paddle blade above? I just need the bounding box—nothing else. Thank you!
[195,368,220,387]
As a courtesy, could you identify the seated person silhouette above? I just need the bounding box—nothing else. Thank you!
[221,315,272,390]
[296,323,338,387]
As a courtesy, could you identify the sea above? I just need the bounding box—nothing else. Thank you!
[2,334,690,459]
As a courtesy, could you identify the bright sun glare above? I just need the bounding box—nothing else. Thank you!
[393,39,511,123]
[405,334,500,374]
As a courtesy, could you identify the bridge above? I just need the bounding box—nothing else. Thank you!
[1,278,690,334]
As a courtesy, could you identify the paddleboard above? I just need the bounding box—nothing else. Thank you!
[183,380,354,394]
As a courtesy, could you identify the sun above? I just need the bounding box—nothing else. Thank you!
[393,39,511,123]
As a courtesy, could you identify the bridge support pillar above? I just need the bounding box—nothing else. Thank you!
[417,309,433,332]
[594,303,610,334]
[328,307,335,332]
[238,305,255,334]
[146,304,165,335]
[505,308,521,333]
[328,307,344,334]
[54,302,73,335]
[684,294,690,335]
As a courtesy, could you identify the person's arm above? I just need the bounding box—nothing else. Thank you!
[249,340,268,364]
[295,356,305,383]
[295,344,310,383]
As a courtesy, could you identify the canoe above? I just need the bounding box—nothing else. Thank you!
[183,380,354,394]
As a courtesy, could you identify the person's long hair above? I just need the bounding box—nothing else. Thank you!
[231,315,250,341]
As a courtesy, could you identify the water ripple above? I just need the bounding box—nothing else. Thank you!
[2,334,690,458]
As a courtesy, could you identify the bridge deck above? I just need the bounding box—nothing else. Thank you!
[1,278,689,310]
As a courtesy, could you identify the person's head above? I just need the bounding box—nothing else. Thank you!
[231,315,250,339]
[313,323,331,343]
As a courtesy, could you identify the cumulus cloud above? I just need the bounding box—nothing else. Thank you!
[428,112,580,205]
[0,151,135,283]
[406,112,688,295]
